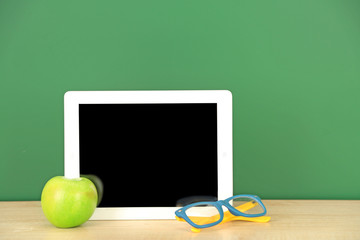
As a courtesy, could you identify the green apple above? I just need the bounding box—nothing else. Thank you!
[41,176,97,228]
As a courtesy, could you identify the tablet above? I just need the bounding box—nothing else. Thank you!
[64,90,233,219]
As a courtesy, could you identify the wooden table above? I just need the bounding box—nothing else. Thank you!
[1,200,360,239]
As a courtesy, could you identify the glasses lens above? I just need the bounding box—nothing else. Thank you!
[230,197,265,215]
[185,204,220,226]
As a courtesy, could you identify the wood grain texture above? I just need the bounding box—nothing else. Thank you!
[1,200,360,240]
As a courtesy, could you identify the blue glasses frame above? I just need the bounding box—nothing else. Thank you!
[175,194,267,229]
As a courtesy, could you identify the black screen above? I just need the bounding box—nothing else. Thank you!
[79,103,218,207]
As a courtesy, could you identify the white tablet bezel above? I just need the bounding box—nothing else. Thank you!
[64,90,233,220]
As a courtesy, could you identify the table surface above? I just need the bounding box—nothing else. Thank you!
[1,200,360,240]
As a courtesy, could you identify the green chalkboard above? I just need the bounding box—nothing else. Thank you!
[0,0,359,200]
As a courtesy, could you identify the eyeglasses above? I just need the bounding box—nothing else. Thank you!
[175,194,270,232]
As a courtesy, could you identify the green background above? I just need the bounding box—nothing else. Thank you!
[1,0,359,201]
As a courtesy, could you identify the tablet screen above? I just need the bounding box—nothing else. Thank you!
[79,103,218,207]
